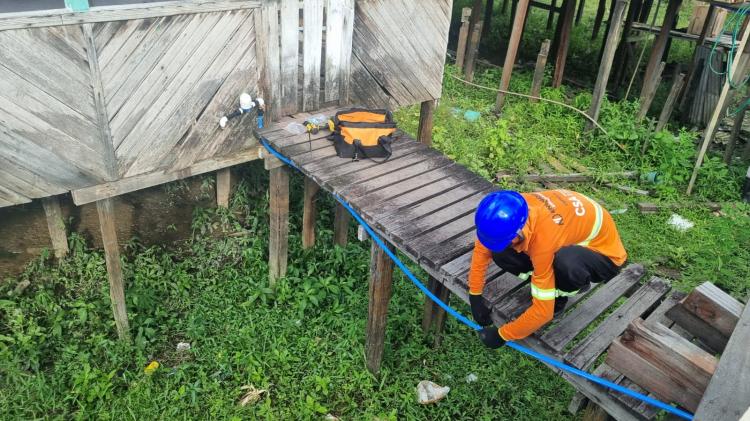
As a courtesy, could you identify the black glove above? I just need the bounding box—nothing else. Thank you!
[469,294,493,326]
[478,326,506,349]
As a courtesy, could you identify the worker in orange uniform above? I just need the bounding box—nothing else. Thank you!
[469,190,627,348]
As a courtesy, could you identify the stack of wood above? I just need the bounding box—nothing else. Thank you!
[604,282,745,414]
[687,4,727,38]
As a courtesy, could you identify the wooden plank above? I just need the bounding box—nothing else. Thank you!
[541,264,646,351]
[694,298,750,421]
[639,0,681,105]
[496,0,531,110]
[278,0,299,115]
[0,1,261,31]
[666,303,729,353]
[636,61,665,122]
[682,282,744,337]
[333,202,350,247]
[606,318,717,412]
[302,177,319,249]
[530,39,551,102]
[301,141,425,182]
[587,0,627,128]
[724,98,747,163]
[655,72,686,132]
[302,0,323,111]
[552,0,576,87]
[565,277,671,370]
[464,20,483,82]
[325,0,345,103]
[417,100,437,146]
[216,168,231,208]
[261,1,281,120]
[422,276,452,347]
[268,166,290,285]
[71,147,260,205]
[41,195,69,259]
[337,0,354,103]
[365,241,395,374]
[455,7,472,70]
[96,197,130,342]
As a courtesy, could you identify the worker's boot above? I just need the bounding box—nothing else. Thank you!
[554,297,568,316]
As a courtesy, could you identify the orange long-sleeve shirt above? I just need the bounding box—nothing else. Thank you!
[469,190,627,340]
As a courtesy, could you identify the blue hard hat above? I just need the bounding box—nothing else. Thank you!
[475,191,529,252]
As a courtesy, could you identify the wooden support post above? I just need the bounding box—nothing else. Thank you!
[333,202,350,247]
[587,0,628,130]
[591,0,607,39]
[302,177,319,249]
[639,0,681,104]
[463,0,485,79]
[456,7,472,70]
[365,241,395,373]
[41,196,69,259]
[417,100,436,146]
[655,72,686,131]
[547,0,558,30]
[530,40,551,102]
[724,98,748,163]
[464,21,484,82]
[636,61,665,122]
[575,0,586,25]
[495,0,531,111]
[688,20,750,195]
[483,0,495,38]
[216,168,231,208]
[552,0,576,88]
[268,166,289,285]
[421,277,451,347]
[678,5,716,110]
[96,198,130,342]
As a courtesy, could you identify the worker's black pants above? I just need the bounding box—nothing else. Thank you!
[491,246,621,293]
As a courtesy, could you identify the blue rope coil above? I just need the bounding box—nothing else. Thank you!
[259,138,694,420]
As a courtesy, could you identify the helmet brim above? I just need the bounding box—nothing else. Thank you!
[477,229,516,252]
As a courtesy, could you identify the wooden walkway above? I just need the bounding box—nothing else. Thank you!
[254,110,744,420]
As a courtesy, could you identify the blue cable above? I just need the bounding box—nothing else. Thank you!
[259,138,694,420]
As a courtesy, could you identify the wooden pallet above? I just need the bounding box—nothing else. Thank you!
[255,111,734,420]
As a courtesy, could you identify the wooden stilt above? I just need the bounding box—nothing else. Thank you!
[302,177,319,249]
[655,72,686,132]
[41,196,69,259]
[724,98,748,164]
[609,0,638,90]
[417,99,437,146]
[216,168,231,208]
[268,165,290,284]
[636,61,665,122]
[591,0,607,39]
[575,0,586,25]
[456,7,473,70]
[421,277,451,347]
[530,39,551,102]
[688,20,750,195]
[365,241,395,373]
[483,0,495,38]
[679,5,717,110]
[552,0,576,87]
[496,0,531,111]
[639,0,681,103]
[96,198,130,342]
[587,0,627,129]
[464,21,484,82]
[334,202,350,247]
[547,0,558,30]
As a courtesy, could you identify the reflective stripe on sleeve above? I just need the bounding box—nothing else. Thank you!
[578,195,603,246]
[531,284,557,300]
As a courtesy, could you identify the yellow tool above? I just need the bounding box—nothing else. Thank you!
[302,118,334,152]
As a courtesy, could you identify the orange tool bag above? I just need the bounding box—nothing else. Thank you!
[330,108,397,162]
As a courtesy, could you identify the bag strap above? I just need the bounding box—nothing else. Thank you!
[353,137,392,164]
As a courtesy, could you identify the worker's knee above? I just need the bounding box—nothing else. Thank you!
[553,246,590,291]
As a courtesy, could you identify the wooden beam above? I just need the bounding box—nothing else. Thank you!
[639,0,681,105]
[417,100,437,146]
[530,40,551,102]
[496,0,532,111]
[421,276,451,346]
[688,19,750,194]
[302,177,319,249]
[636,61,665,122]
[96,198,130,342]
[0,0,261,32]
[41,196,69,259]
[724,99,747,163]
[655,72,686,131]
[575,0,586,25]
[591,0,608,39]
[681,282,743,337]
[463,0,485,77]
[456,7,473,70]
[666,301,729,352]
[694,297,750,421]
[587,0,628,129]
[483,0,496,38]
[333,202,350,247]
[268,166,289,285]
[552,0,576,87]
[464,21,485,82]
[71,147,261,206]
[498,170,638,183]
[606,318,717,412]
[216,168,231,208]
[547,0,558,30]
[365,241,395,373]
